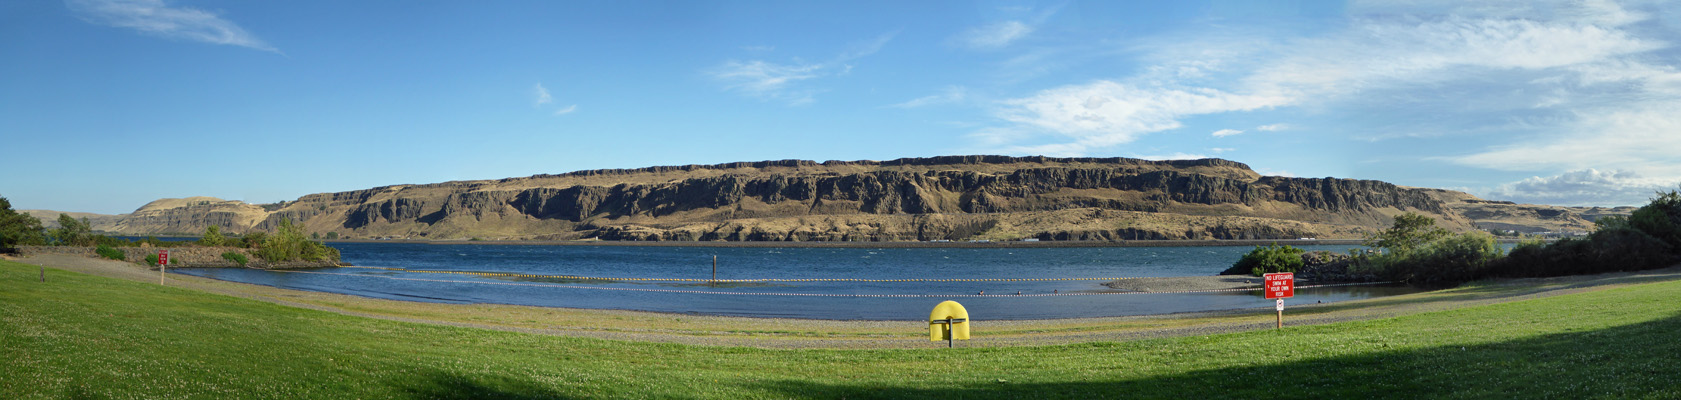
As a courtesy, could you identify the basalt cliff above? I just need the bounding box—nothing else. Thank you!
[31,156,1622,241]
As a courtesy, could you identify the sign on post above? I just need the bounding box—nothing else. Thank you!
[1264,272,1293,299]
[1263,272,1293,329]
[158,250,169,285]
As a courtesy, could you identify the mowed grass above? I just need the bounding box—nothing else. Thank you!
[4,260,1680,399]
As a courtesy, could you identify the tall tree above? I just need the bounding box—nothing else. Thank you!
[52,214,94,246]
[201,225,226,247]
[1365,212,1450,255]
[0,196,47,249]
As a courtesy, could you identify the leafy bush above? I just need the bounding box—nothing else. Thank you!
[144,253,159,266]
[1360,232,1503,285]
[1222,243,1305,276]
[1494,227,1675,278]
[240,232,267,248]
[222,251,249,267]
[95,244,125,261]
[253,219,340,263]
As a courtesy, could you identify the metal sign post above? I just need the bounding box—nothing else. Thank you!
[1264,272,1294,329]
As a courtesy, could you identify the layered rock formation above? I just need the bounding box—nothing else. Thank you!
[25,156,1627,241]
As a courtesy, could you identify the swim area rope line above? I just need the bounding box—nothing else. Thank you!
[337,265,1127,283]
[277,267,1395,298]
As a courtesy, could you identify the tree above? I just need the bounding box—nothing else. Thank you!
[201,225,227,247]
[51,214,94,246]
[1365,213,1450,255]
[0,196,47,249]
[1629,190,1681,251]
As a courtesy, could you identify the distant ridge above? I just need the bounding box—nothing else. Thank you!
[29,156,1626,241]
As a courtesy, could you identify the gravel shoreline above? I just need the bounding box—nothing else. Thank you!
[12,253,1681,349]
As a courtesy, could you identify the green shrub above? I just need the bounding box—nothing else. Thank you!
[221,251,249,267]
[253,219,340,263]
[143,253,159,266]
[1494,227,1675,278]
[95,244,125,261]
[1222,243,1305,276]
[1362,232,1503,285]
[240,232,267,248]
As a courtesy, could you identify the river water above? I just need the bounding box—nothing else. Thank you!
[172,242,1420,320]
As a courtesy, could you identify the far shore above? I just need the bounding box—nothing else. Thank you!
[328,238,1370,248]
[323,237,1551,248]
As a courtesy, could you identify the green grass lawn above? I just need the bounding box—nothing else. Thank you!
[4,259,1680,399]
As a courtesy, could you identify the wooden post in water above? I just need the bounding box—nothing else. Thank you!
[711,255,717,286]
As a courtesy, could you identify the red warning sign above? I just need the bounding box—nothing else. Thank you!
[1264,272,1294,299]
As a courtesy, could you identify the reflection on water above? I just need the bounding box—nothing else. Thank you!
[173,243,1425,320]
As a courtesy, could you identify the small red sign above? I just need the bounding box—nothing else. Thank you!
[1264,272,1294,299]
[158,250,169,266]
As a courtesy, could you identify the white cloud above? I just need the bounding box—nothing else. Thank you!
[891,86,968,108]
[709,32,894,105]
[1209,147,1236,153]
[973,0,1677,164]
[1256,168,1296,178]
[65,0,278,53]
[988,81,1288,155]
[1211,129,1243,137]
[957,21,1033,49]
[1451,107,1681,175]
[709,60,822,104]
[1485,169,1677,206]
[532,84,552,107]
[1130,152,1210,161]
[553,105,577,115]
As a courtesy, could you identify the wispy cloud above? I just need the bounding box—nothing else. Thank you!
[64,0,279,53]
[709,60,823,105]
[1130,152,1211,161]
[1211,129,1244,137]
[710,32,896,105]
[553,104,577,115]
[1256,124,1288,132]
[985,81,1287,155]
[951,5,1060,50]
[533,83,552,107]
[1485,169,1675,206]
[891,86,968,108]
[957,21,1033,49]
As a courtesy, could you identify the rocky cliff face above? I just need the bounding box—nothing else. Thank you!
[49,156,1571,241]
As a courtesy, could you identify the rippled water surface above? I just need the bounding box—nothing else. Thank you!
[174,243,1422,320]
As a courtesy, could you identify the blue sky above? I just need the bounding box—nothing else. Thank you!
[4,0,1681,214]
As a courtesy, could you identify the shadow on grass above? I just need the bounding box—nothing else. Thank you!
[395,371,578,400]
[752,314,1681,399]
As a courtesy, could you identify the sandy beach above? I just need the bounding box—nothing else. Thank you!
[10,253,1681,349]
